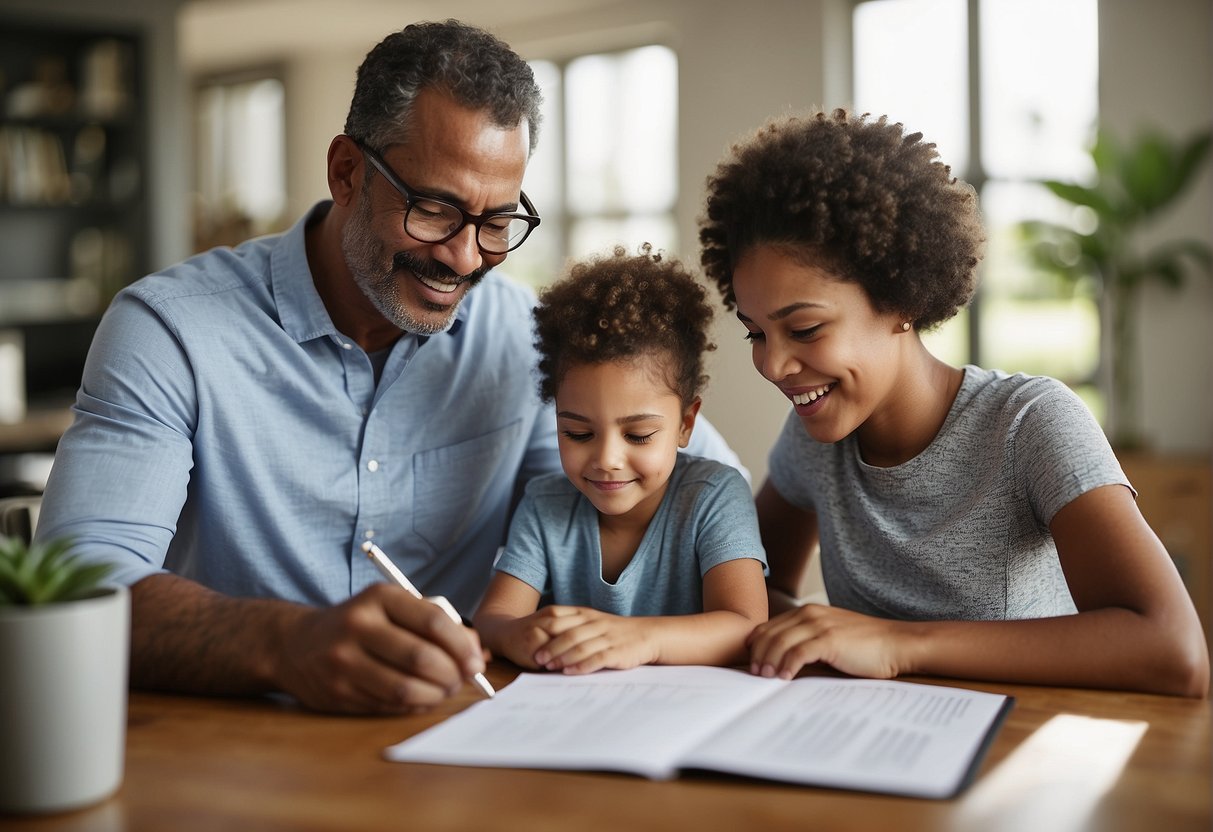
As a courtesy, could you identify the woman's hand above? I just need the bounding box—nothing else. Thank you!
[747,604,911,680]
[530,606,659,675]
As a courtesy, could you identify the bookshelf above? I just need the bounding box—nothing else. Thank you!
[0,17,146,407]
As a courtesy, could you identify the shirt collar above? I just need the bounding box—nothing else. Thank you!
[271,200,467,344]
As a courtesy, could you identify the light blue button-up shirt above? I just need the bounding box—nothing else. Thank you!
[36,203,746,613]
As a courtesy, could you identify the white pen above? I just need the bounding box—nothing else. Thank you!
[360,540,495,699]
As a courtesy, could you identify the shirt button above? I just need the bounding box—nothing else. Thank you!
[364,529,375,539]
[367,459,379,472]
[342,342,353,350]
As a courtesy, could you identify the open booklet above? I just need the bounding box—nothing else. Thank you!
[385,665,1013,799]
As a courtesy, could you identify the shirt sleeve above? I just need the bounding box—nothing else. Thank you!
[491,488,552,594]
[511,399,560,514]
[693,465,769,576]
[33,289,197,586]
[685,414,751,485]
[1013,379,1131,526]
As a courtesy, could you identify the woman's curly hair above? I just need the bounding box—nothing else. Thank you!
[533,244,716,406]
[698,109,985,330]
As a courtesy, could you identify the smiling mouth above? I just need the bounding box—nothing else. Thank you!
[589,479,634,491]
[413,272,464,294]
[791,383,835,405]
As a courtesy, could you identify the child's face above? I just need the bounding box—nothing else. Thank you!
[732,244,907,445]
[554,357,699,525]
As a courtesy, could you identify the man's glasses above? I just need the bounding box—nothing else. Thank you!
[355,139,541,255]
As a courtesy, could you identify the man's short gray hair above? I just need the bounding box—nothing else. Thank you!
[344,19,543,155]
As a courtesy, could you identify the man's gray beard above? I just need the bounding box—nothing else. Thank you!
[341,192,465,336]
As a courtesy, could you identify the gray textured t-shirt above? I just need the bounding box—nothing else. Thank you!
[494,455,767,616]
[768,366,1130,621]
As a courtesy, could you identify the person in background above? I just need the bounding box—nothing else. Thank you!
[698,108,1208,697]
[33,20,745,715]
[475,247,768,673]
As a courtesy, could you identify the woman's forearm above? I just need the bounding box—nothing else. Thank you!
[900,608,1209,697]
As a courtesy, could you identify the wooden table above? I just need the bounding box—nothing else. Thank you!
[5,665,1209,832]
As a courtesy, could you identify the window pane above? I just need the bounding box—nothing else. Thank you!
[565,45,677,215]
[853,0,969,173]
[508,60,563,289]
[980,0,1098,179]
[194,76,285,251]
[921,310,970,367]
[569,215,678,264]
[979,181,1100,386]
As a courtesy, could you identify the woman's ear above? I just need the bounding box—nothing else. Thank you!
[679,397,703,448]
[327,135,363,207]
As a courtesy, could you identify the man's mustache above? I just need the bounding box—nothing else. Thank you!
[393,251,489,284]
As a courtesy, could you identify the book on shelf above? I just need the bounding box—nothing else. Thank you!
[385,665,1013,799]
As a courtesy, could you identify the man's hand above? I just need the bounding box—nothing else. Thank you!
[274,583,487,714]
[747,604,907,681]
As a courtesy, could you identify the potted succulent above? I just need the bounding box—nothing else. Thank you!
[1019,126,1212,449]
[0,533,128,814]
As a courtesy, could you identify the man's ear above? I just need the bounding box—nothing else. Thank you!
[327,135,363,207]
[678,397,703,448]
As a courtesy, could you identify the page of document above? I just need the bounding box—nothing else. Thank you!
[680,677,1010,798]
[384,666,784,779]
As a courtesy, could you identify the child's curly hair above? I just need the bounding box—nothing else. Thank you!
[533,244,716,406]
[698,109,985,330]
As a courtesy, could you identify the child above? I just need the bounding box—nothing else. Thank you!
[474,246,768,674]
[698,108,1209,696]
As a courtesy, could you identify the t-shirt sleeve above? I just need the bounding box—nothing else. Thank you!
[694,465,769,576]
[491,488,551,593]
[1014,379,1131,526]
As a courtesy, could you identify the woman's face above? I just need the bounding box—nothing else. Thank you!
[731,245,907,445]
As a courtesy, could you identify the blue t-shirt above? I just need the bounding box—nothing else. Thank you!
[493,455,767,616]
[34,202,747,613]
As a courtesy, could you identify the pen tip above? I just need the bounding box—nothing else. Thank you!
[360,541,373,553]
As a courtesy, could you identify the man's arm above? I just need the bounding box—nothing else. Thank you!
[38,293,487,713]
[130,573,487,713]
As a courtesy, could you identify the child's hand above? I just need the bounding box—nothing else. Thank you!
[747,604,908,680]
[530,606,659,675]
[488,611,557,670]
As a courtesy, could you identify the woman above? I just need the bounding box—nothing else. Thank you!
[698,109,1208,696]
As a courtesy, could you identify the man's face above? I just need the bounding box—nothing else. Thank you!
[342,87,530,335]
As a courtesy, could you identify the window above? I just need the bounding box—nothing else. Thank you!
[506,45,678,290]
[853,0,1101,410]
[193,73,286,253]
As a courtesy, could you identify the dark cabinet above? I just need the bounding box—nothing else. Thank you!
[0,17,146,403]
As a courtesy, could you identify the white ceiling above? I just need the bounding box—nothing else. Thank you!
[179,0,627,72]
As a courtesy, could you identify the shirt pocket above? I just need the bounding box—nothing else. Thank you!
[411,419,524,554]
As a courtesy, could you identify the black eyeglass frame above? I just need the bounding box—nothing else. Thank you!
[354,139,541,254]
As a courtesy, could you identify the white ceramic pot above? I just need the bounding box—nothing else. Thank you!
[0,584,130,814]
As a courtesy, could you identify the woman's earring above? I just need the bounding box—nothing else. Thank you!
[901,321,911,332]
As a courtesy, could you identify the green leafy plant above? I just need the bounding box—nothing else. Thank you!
[1019,126,1212,448]
[0,535,114,606]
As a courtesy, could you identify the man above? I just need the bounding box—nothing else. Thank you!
[34,20,745,714]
